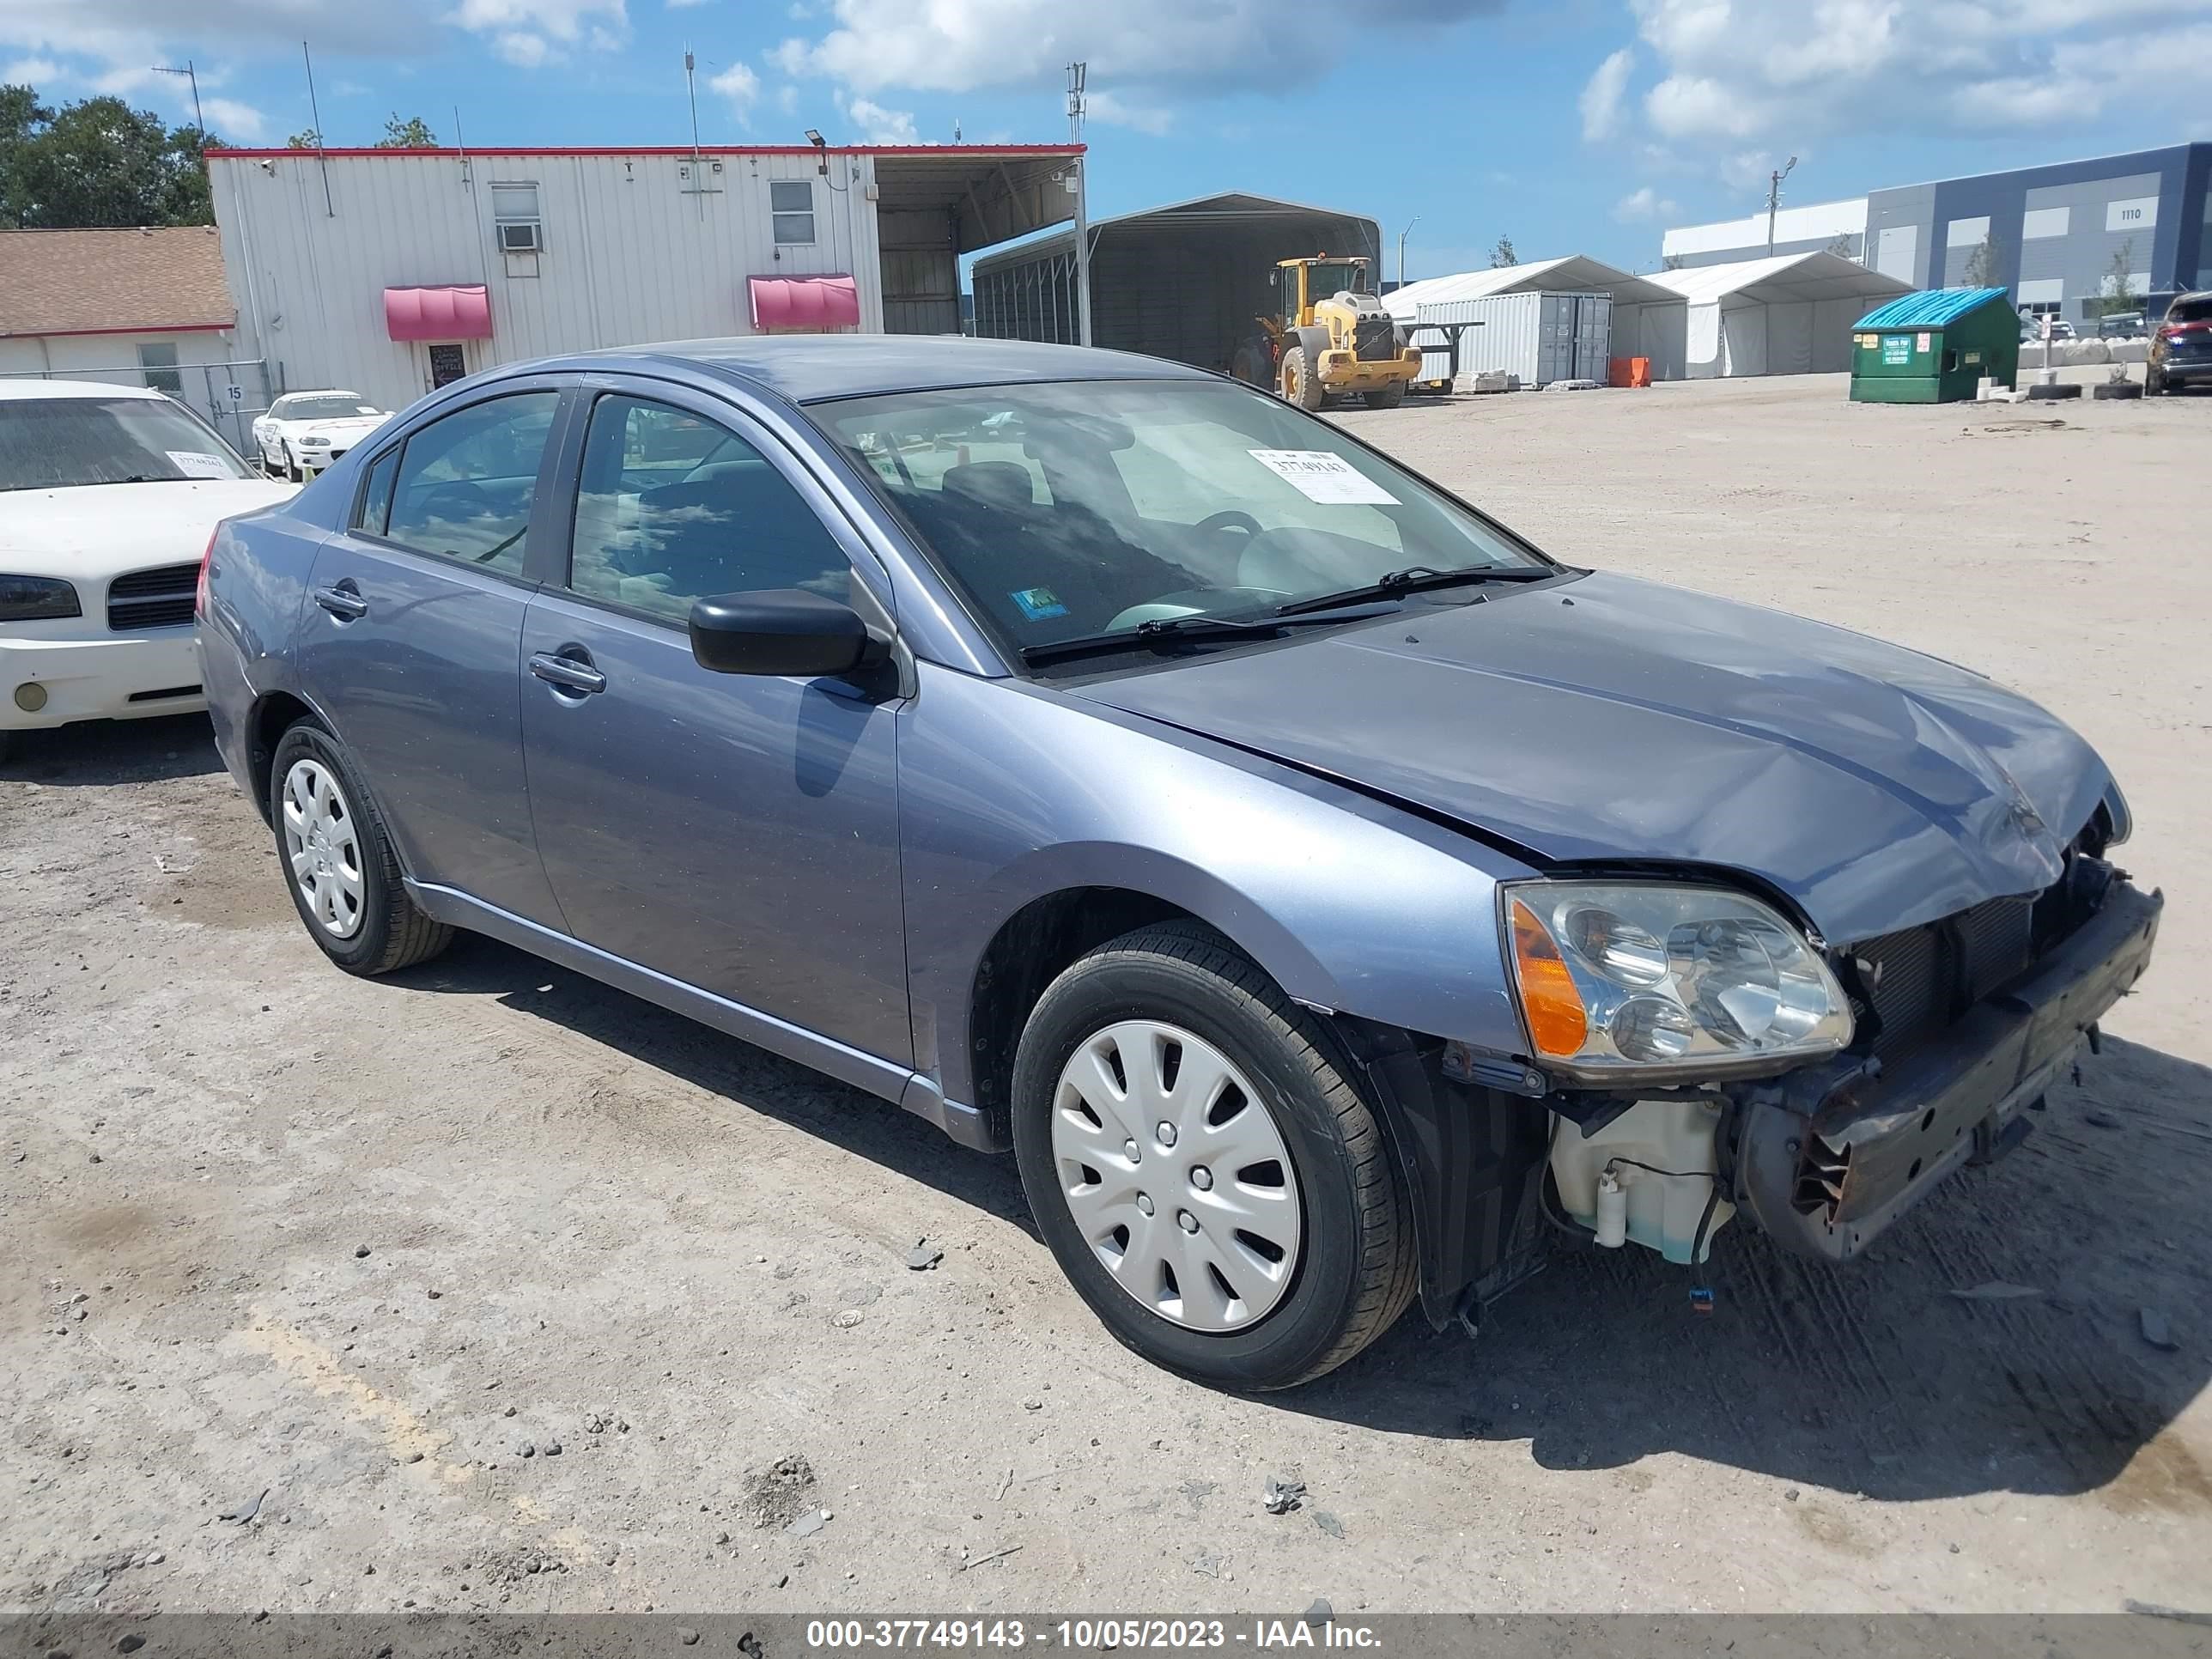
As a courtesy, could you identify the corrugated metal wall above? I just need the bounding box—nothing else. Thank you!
[210,150,884,414]
[1412,292,1613,386]
[975,210,1381,370]
[878,208,960,336]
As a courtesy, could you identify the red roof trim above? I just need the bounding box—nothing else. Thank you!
[3,320,234,340]
[205,143,1083,161]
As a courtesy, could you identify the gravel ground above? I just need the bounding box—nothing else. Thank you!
[3,370,2208,1618]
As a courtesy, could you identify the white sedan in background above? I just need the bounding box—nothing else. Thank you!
[1,380,293,764]
[251,391,392,483]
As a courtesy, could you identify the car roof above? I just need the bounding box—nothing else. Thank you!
[0,378,167,402]
[277,389,367,400]
[551,334,1212,404]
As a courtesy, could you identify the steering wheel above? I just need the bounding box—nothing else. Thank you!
[1194,509,1263,544]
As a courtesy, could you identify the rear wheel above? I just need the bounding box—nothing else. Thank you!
[1364,380,1407,410]
[270,720,453,975]
[1011,923,1415,1390]
[1279,344,1324,410]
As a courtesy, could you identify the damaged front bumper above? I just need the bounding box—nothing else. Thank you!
[1360,878,2160,1330]
[1731,878,2162,1262]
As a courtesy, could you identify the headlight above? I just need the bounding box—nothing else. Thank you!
[0,574,82,622]
[1504,881,1852,1082]
[297,435,332,448]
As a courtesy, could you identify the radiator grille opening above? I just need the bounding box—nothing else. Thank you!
[106,562,202,633]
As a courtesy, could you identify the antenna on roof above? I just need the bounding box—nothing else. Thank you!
[454,106,470,185]
[302,41,334,218]
[684,47,706,222]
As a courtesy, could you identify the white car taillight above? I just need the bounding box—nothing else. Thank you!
[195,527,218,620]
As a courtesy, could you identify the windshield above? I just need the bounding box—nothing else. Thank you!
[282,395,380,420]
[1306,260,1370,296]
[816,378,1548,658]
[0,396,255,491]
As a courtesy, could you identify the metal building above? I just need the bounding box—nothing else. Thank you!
[970,192,1382,372]
[1644,252,1911,379]
[1383,255,1680,382]
[1662,142,2212,327]
[206,142,1081,416]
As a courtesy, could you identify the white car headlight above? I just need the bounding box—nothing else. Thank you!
[1503,880,1852,1082]
[297,435,332,448]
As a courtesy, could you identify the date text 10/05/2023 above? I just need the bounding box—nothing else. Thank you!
[802,1619,1383,1650]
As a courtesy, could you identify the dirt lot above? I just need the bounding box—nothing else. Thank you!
[4,371,2209,1618]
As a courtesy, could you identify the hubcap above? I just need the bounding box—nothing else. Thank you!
[1050,1020,1303,1333]
[280,757,366,940]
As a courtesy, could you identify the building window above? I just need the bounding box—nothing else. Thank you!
[770,180,815,246]
[491,182,543,252]
[137,342,183,396]
[2021,206,2069,240]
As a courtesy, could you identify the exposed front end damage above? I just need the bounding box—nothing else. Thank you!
[1360,845,2160,1331]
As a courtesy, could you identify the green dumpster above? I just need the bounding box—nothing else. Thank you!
[1849,287,2020,404]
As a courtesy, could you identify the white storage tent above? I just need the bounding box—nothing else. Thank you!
[1644,252,1911,379]
[1385,255,1686,380]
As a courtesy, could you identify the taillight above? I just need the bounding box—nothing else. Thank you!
[194,527,217,619]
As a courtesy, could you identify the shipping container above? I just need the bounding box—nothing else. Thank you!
[1413,291,1613,386]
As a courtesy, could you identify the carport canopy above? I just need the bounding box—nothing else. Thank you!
[1644,251,1913,378]
[1645,250,1912,310]
[872,148,1083,256]
[1382,254,1678,318]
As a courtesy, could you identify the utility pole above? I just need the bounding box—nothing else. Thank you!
[1765,155,1797,257]
[1066,62,1091,348]
[1398,215,1420,289]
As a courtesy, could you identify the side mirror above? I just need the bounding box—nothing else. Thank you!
[690,589,884,678]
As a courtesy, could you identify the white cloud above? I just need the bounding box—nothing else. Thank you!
[1613,185,1679,222]
[709,60,760,112]
[776,83,799,113]
[1086,88,1173,135]
[493,31,551,66]
[771,0,1504,96]
[3,54,60,83]
[1619,0,2212,168]
[1578,47,1632,142]
[840,94,917,144]
[446,0,628,42]
[201,95,270,140]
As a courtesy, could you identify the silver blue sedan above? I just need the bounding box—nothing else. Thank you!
[195,337,2158,1389]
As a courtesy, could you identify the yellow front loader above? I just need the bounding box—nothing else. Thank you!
[1243,255,1423,410]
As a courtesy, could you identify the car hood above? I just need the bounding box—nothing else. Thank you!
[0,479,297,578]
[1066,571,2111,945]
[283,415,389,441]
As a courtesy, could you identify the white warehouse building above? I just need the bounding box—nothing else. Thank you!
[206,141,1081,422]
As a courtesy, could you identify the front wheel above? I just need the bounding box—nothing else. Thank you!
[270,720,453,975]
[1364,380,1407,410]
[1011,923,1415,1390]
[1279,344,1324,410]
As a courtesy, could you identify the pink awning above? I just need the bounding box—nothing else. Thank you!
[384,284,493,343]
[749,275,860,332]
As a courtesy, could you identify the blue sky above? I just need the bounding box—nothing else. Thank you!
[7,0,2210,276]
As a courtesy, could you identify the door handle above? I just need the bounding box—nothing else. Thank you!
[313,583,368,621]
[528,652,606,695]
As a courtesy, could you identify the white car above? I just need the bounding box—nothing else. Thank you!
[1,380,294,763]
[252,390,392,482]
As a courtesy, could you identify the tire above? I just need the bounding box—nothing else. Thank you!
[1279,344,1324,411]
[1364,380,1407,410]
[285,445,304,484]
[0,729,14,768]
[269,720,453,976]
[1011,922,1416,1390]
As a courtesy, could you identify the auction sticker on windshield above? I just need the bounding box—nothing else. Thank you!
[1247,449,1399,506]
[167,451,234,479]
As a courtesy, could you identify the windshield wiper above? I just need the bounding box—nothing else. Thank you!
[1273,562,1559,616]
[1018,603,1399,668]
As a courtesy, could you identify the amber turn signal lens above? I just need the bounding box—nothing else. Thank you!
[1510,897,1589,1057]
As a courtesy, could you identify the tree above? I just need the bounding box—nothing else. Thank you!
[0,86,217,228]
[2091,240,2140,319]
[1490,235,1516,269]
[374,114,438,149]
[288,127,322,149]
[1825,232,1856,260]
[1960,234,1994,288]
[1661,252,1686,270]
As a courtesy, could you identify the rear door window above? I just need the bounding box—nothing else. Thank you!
[382,392,559,576]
